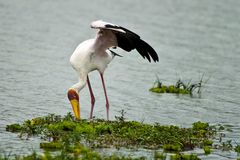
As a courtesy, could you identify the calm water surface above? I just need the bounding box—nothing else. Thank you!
[0,0,240,159]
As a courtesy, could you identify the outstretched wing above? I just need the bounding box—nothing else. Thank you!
[91,20,159,62]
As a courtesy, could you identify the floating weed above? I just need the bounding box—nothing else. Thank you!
[203,140,213,146]
[4,113,237,159]
[0,148,146,160]
[163,144,182,153]
[40,141,63,150]
[170,153,200,160]
[154,151,166,160]
[235,145,240,153]
[192,121,209,131]
[149,75,208,95]
[203,146,211,155]
[149,85,190,94]
[6,114,215,150]
[6,124,22,132]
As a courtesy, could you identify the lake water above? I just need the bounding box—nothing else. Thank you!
[0,0,239,159]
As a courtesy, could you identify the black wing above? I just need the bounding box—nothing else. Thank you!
[105,24,159,62]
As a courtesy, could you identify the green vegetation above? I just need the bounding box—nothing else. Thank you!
[149,85,190,94]
[203,140,213,146]
[0,148,143,160]
[170,153,200,160]
[3,113,239,159]
[6,114,216,151]
[235,145,240,153]
[154,152,166,160]
[40,142,63,150]
[6,123,22,132]
[163,144,182,152]
[203,146,211,155]
[149,75,207,95]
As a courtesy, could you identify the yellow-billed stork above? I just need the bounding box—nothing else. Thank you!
[67,20,159,120]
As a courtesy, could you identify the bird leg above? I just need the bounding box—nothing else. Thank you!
[87,76,95,119]
[100,73,109,120]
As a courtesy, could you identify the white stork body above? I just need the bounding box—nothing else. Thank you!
[70,35,115,76]
[67,20,159,120]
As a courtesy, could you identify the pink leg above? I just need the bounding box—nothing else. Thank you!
[100,73,109,120]
[87,76,95,119]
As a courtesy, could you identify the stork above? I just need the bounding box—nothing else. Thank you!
[67,20,159,120]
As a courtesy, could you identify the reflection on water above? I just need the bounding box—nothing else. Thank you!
[0,0,240,159]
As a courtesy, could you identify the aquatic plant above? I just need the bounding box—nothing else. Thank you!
[203,140,213,146]
[40,142,63,150]
[203,146,211,155]
[149,85,190,94]
[163,144,182,152]
[149,74,208,95]
[6,113,216,151]
[235,145,240,153]
[6,123,22,132]
[5,113,238,159]
[0,147,144,160]
[154,152,166,160]
[170,153,200,160]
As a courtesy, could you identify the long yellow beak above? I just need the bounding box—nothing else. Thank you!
[67,89,80,119]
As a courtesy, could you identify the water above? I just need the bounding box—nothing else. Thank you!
[0,0,240,159]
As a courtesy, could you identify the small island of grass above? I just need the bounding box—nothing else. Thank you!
[3,111,239,160]
[149,75,207,95]
[3,113,223,160]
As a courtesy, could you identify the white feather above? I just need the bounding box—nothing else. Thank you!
[90,20,125,33]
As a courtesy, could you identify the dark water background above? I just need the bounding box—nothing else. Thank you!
[0,0,240,159]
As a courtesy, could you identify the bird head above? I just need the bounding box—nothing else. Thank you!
[67,89,80,119]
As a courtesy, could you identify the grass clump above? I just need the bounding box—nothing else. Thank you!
[40,142,63,150]
[5,113,218,159]
[0,148,142,160]
[235,145,240,153]
[150,85,190,94]
[203,146,211,155]
[170,153,200,160]
[163,144,182,152]
[6,123,22,132]
[154,152,166,160]
[203,140,213,146]
[149,75,208,95]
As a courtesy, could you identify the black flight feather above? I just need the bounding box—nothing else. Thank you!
[105,24,159,62]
